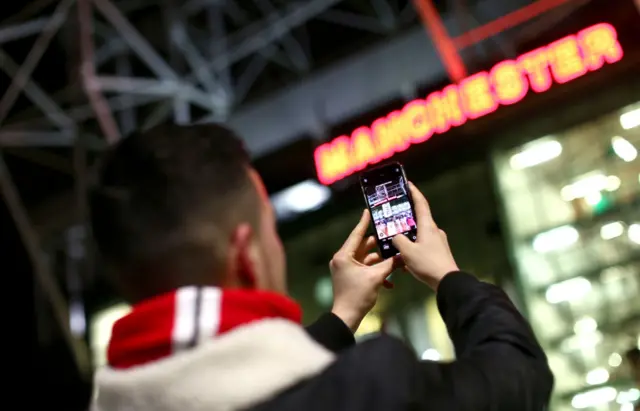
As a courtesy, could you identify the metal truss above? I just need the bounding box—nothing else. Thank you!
[0,0,418,376]
[0,0,416,146]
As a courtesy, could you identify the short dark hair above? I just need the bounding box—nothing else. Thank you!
[89,124,259,301]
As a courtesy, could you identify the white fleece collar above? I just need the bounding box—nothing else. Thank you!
[92,319,335,411]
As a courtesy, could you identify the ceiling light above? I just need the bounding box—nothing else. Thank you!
[608,353,622,367]
[271,180,331,220]
[628,224,640,244]
[545,277,591,304]
[571,387,617,409]
[612,136,638,162]
[574,316,598,334]
[560,173,620,201]
[617,389,640,405]
[600,222,624,240]
[509,138,562,170]
[586,368,610,385]
[533,225,579,253]
[620,107,640,130]
[421,349,441,361]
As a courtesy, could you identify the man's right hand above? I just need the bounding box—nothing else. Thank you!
[392,182,459,291]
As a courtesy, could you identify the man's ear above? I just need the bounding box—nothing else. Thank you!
[229,223,258,289]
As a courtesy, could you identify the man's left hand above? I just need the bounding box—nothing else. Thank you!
[329,209,398,332]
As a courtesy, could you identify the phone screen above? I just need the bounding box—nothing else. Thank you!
[360,163,417,259]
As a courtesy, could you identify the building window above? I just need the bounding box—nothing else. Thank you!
[493,102,640,409]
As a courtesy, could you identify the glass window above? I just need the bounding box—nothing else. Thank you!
[494,101,640,410]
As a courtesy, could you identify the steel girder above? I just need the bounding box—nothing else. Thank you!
[0,0,417,377]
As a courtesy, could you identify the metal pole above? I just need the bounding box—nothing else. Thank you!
[0,152,91,378]
[77,0,121,144]
[452,0,578,49]
[412,0,467,83]
[0,0,75,126]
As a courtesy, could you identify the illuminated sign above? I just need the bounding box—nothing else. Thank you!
[314,23,624,185]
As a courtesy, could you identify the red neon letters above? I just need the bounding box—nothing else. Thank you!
[314,23,624,185]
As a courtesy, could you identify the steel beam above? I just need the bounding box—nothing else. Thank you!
[94,75,219,111]
[253,0,310,72]
[92,0,178,80]
[0,0,74,126]
[115,55,136,136]
[413,0,467,82]
[0,153,91,378]
[452,0,580,48]
[0,130,75,146]
[78,0,121,144]
[371,0,398,31]
[0,49,74,129]
[0,17,51,44]
[317,10,390,34]
[223,0,300,71]
[189,0,345,82]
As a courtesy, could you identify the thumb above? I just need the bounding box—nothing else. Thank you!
[391,234,414,254]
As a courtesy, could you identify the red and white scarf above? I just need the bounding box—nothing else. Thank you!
[107,287,303,369]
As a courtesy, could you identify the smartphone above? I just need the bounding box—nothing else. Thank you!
[359,162,418,260]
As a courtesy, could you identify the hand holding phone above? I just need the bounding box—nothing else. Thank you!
[359,162,418,260]
[391,183,459,290]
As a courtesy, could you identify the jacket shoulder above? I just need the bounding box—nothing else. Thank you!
[249,335,419,411]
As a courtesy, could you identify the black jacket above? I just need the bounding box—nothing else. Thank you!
[252,272,554,411]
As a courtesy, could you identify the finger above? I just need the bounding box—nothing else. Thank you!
[342,209,371,253]
[408,182,435,230]
[391,255,405,270]
[371,257,395,281]
[391,234,414,254]
[362,252,383,266]
[357,236,378,258]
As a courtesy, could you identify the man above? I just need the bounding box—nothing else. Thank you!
[90,124,553,411]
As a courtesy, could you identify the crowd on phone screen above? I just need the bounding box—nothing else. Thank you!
[375,212,416,239]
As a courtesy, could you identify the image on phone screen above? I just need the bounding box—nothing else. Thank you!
[360,163,417,259]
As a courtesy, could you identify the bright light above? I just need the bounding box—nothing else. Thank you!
[421,348,441,361]
[509,138,562,170]
[271,180,331,220]
[546,277,591,304]
[612,136,638,162]
[617,389,640,404]
[601,222,625,240]
[314,277,333,307]
[533,225,579,253]
[560,173,620,201]
[561,331,603,352]
[571,387,617,409]
[620,107,640,130]
[621,403,634,411]
[574,316,598,334]
[586,368,610,385]
[608,352,622,367]
[628,224,640,244]
[585,191,602,205]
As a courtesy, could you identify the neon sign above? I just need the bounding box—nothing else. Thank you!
[314,23,624,185]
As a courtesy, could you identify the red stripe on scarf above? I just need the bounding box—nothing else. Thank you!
[107,288,302,369]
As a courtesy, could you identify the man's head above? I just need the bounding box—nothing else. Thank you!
[90,124,286,303]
